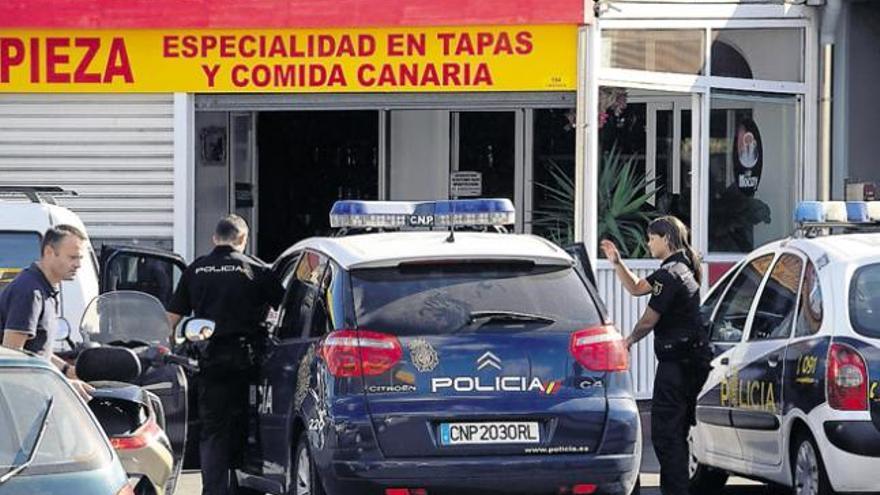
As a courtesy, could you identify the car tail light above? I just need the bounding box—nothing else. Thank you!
[116,483,136,495]
[385,489,427,495]
[827,342,868,411]
[111,415,162,451]
[322,329,402,377]
[572,484,597,495]
[570,326,628,372]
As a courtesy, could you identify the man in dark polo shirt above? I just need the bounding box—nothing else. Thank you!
[0,224,94,399]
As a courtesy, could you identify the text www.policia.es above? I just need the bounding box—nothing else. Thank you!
[523,445,590,454]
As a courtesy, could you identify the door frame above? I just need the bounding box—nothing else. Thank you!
[229,112,259,254]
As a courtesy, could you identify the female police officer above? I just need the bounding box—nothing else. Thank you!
[600,216,711,495]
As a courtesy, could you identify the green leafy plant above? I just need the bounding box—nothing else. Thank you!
[532,159,576,246]
[597,144,662,258]
[531,144,661,257]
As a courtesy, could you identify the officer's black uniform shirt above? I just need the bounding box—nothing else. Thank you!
[645,251,701,341]
[168,246,283,340]
[0,263,60,355]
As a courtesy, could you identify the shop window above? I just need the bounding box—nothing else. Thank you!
[708,92,798,253]
[711,41,753,79]
[597,87,693,259]
[711,29,804,82]
[531,108,576,245]
[601,29,705,75]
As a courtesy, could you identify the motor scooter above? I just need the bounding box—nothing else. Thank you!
[73,291,197,495]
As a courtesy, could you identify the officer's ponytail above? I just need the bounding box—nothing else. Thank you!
[647,216,702,285]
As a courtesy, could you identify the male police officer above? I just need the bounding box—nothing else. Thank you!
[0,225,94,400]
[167,214,283,495]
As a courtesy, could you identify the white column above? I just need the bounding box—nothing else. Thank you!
[577,23,600,269]
[173,93,195,262]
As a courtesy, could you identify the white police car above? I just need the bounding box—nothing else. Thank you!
[690,201,880,495]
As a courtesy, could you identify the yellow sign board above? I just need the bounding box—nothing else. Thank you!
[0,25,576,93]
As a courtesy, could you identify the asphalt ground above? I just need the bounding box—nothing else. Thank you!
[176,402,789,494]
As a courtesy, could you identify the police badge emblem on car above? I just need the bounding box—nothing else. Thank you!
[408,339,439,372]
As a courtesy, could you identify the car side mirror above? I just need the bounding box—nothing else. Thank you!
[183,318,216,342]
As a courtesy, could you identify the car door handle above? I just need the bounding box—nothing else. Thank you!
[767,355,780,368]
[720,357,729,365]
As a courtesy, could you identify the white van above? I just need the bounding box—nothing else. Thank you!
[0,187,100,339]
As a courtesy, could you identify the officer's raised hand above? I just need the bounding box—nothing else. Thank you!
[600,239,621,264]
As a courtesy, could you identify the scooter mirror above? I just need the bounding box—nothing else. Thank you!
[184,318,215,342]
[55,317,71,341]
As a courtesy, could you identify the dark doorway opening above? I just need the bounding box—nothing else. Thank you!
[257,111,379,260]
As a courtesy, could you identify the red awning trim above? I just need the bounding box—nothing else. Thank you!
[0,1,584,29]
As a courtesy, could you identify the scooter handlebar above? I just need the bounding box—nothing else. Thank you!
[162,353,199,372]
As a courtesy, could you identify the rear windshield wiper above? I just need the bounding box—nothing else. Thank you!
[466,310,556,329]
[0,396,54,485]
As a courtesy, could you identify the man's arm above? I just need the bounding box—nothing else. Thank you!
[49,353,77,378]
[1,329,29,350]
[625,307,661,350]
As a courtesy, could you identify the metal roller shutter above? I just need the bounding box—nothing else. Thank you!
[0,93,174,245]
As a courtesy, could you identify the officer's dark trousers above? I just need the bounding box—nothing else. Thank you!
[199,372,249,495]
[652,360,691,495]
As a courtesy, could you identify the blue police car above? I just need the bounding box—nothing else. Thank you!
[232,199,642,495]
[690,201,880,495]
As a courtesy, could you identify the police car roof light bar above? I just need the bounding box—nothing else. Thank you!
[794,200,880,236]
[329,199,515,230]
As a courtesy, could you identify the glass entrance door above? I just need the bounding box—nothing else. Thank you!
[597,87,699,259]
[647,97,693,226]
[452,111,523,230]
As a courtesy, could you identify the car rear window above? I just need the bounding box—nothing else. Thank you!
[351,262,603,336]
[0,368,112,476]
[850,263,880,339]
[0,232,41,295]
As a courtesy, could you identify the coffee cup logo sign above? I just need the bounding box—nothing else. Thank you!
[734,118,763,196]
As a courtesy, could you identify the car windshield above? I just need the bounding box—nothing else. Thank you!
[850,263,880,339]
[0,232,41,295]
[0,368,111,476]
[351,262,602,336]
[80,291,171,346]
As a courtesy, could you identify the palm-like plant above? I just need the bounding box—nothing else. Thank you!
[532,159,576,246]
[598,144,661,258]
[531,144,661,257]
